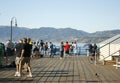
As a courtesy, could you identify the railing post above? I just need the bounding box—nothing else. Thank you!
[79,47,81,55]
[94,51,97,65]
[109,43,110,58]
[87,49,89,56]
[119,50,120,56]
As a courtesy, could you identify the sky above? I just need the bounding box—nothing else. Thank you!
[0,0,120,33]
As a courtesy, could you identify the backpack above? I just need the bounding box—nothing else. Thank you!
[45,44,48,50]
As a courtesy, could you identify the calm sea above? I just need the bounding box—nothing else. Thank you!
[53,43,89,55]
[3,41,89,55]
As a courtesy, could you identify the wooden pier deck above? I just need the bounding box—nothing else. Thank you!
[0,55,120,83]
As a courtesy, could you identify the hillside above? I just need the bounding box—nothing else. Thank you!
[0,26,120,43]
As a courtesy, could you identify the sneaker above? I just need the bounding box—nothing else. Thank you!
[27,74,32,77]
[17,73,21,77]
[14,72,19,76]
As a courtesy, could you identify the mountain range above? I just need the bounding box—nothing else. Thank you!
[0,26,120,43]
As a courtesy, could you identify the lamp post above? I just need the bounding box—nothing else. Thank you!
[10,17,17,42]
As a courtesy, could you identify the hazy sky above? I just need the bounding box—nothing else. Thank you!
[0,0,120,32]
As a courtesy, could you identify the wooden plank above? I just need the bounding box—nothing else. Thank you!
[73,56,80,83]
[97,64,120,83]
[25,57,50,83]
[65,56,73,83]
[82,56,102,83]
[36,57,58,82]
[44,57,62,82]
[50,57,66,83]
[58,57,70,83]
[77,56,86,83]
[58,56,69,83]
[0,56,120,83]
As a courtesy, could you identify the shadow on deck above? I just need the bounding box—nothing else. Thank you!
[0,56,120,83]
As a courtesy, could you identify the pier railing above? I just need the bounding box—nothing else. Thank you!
[98,35,120,63]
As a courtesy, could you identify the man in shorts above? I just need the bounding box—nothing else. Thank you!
[14,39,23,76]
[18,38,32,77]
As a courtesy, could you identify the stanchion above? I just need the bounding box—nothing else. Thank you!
[94,52,99,77]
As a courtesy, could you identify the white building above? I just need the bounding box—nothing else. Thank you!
[99,35,120,61]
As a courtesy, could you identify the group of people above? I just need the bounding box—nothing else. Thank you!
[0,38,79,77]
[32,40,57,58]
[32,40,78,59]
[60,41,78,59]
[88,43,98,60]
[0,38,33,77]
[0,38,100,78]
[14,38,32,77]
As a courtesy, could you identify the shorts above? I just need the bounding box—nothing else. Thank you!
[20,57,31,67]
[15,57,20,65]
[65,50,69,54]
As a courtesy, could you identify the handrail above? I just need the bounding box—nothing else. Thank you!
[98,35,120,62]
[98,36,120,50]
[100,49,120,61]
[110,49,120,56]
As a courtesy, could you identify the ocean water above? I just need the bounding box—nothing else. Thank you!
[3,41,89,55]
[53,43,88,55]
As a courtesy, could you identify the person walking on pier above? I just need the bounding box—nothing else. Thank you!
[14,39,23,76]
[18,38,32,77]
